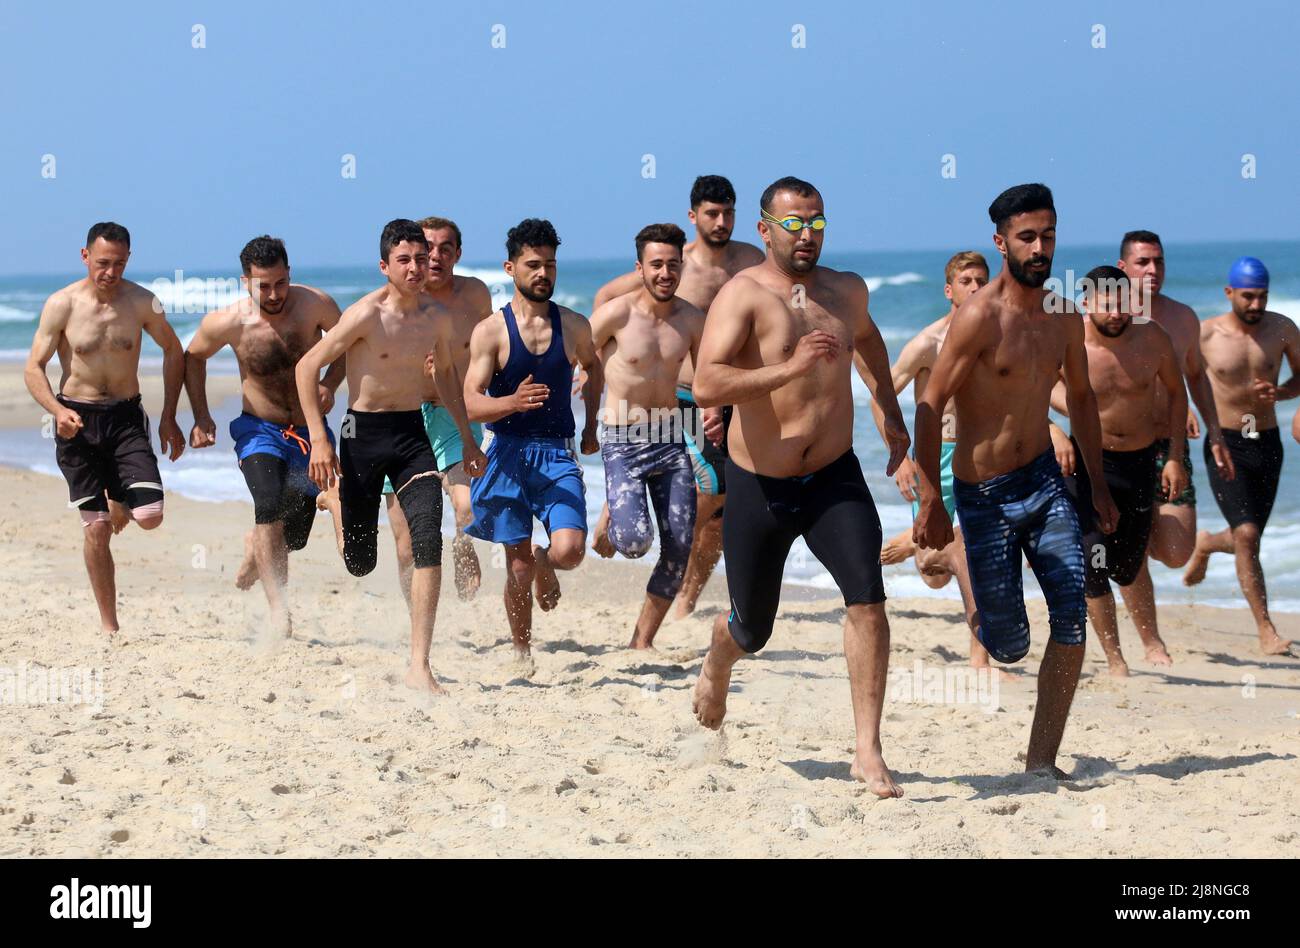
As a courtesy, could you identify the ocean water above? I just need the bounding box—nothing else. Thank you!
[3,240,1299,612]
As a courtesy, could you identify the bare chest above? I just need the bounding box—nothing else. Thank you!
[65,309,140,357]
[1206,332,1281,386]
[237,322,311,379]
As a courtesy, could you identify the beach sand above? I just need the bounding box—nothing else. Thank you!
[1,368,1298,857]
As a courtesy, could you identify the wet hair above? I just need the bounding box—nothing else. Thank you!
[944,251,989,285]
[1120,229,1162,259]
[635,223,687,261]
[506,218,561,260]
[690,175,737,209]
[86,221,130,249]
[380,219,429,261]
[987,183,1055,233]
[239,236,289,275]
[760,176,821,215]
[1082,265,1129,304]
[418,216,462,249]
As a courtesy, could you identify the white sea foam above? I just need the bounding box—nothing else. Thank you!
[863,271,925,292]
[0,304,35,323]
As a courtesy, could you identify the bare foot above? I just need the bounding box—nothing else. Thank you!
[272,608,292,640]
[533,544,561,611]
[972,661,1015,683]
[1182,531,1212,586]
[1259,624,1295,656]
[692,654,731,729]
[1107,660,1131,678]
[234,531,259,591]
[879,532,914,566]
[1144,640,1173,666]
[592,506,615,558]
[453,534,481,602]
[627,633,658,651]
[850,749,903,798]
[108,499,131,535]
[670,593,697,621]
[1026,762,1070,780]
[404,666,448,695]
[510,649,537,680]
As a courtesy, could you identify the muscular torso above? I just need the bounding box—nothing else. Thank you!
[729,268,860,477]
[952,293,1069,482]
[54,281,154,401]
[1084,324,1165,451]
[676,241,763,388]
[227,287,329,424]
[1201,313,1292,433]
[346,290,449,412]
[600,297,699,422]
[1147,294,1198,439]
[425,276,490,406]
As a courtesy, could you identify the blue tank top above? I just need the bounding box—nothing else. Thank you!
[486,301,576,438]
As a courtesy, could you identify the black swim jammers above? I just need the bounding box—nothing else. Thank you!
[339,409,443,576]
[1064,439,1158,598]
[722,450,885,653]
[54,394,164,523]
[1206,427,1284,530]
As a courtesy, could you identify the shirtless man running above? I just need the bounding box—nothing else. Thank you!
[592,175,765,618]
[295,219,486,693]
[463,219,602,668]
[1113,230,1235,660]
[689,176,910,797]
[25,222,186,634]
[376,217,493,604]
[591,223,705,648]
[1183,257,1299,657]
[875,251,991,668]
[1049,266,1187,675]
[184,236,344,637]
[915,184,1118,777]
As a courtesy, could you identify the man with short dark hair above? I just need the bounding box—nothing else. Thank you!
[592,175,765,618]
[1112,229,1235,664]
[25,222,187,635]
[1183,257,1299,657]
[296,219,485,694]
[1049,265,1188,675]
[915,184,1118,778]
[591,223,705,649]
[184,236,345,637]
[464,219,602,671]
[689,176,910,797]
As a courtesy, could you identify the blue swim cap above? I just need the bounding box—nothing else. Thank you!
[1228,256,1269,289]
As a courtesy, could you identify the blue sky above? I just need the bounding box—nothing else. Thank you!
[2,0,1296,274]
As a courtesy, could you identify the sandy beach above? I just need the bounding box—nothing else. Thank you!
[1,367,1298,858]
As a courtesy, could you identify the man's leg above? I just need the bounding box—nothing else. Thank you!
[1228,522,1292,654]
[672,490,724,618]
[631,457,695,649]
[1116,561,1173,665]
[385,493,414,610]
[503,540,536,657]
[447,479,481,601]
[82,519,119,633]
[844,602,903,797]
[943,530,994,670]
[1026,639,1085,776]
[406,563,445,693]
[1086,590,1128,676]
[1148,501,1196,569]
[250,521,291,636]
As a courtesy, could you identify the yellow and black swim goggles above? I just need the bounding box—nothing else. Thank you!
[761,210,827,232]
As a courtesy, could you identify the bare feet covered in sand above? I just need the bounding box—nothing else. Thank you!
[850,748,903,798]
[108,499,131,535]
[1258,623,1295,656]
[404,665,448,695]
[510,649,537,680]
[1144,639,1173,666]
[1182,530,1212,586]
[533,544,561,611]
[453,534,481,602]
[1027,763,1070,781]
[692,655,731,729]
[1107,659,1131,678]
[235,531,259,591]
